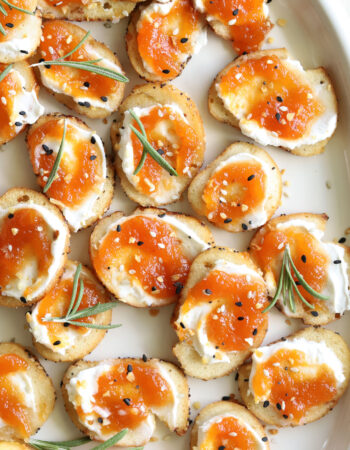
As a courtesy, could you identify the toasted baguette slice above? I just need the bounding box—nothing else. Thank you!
[238,327,350,427]
[0,188,70,307]
[37,0,140,21]
[27,260,114,362]
[26,113,114,232]
[0,61,43,147]
[62,357,190,446]
[188,142,282,232]
[0,443,32,450]
[90,207,214,307]
[172,247,268,380]
[35,21,126,119]
[208,48,338,156]
[249,212,350,325]
[111,83,205,206]
[0,342,55,441]
[191,401,269,449]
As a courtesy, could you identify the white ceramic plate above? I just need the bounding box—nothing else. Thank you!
[1,0,350,448]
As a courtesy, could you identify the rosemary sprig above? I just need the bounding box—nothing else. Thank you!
[43,119,66,193]
[263,244,329,313]
[128,109,178,177]
[0,63,12,83]
[0,0,34,35]
[31,31,128,83]
[43,263,121,330]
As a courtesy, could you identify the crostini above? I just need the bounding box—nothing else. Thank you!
[188,142,281,232]
[0,188,70,307]
[0,0,41,64]
[26,114,114,232]
[0,62,44,146]
[90,207,214,307]
[238,327,350,427]
[173,247,268,380]
[111,83,205,206]
[194,0,272,54]
[191,401,270,449]
[209,48,338,156]
[0,342,55,441]
[249,213,350,325]
[126,0,207,82]
[26,260,115,362]
[35,20,126,119]
[0,443,31,449]
[62,357,189,447]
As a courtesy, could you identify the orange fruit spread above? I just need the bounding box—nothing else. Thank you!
[93,215,192,300]
[179,269,268,352]
[27,118,103,209]
[218,55,324,140]
[136,0,202,78]
[0,208,53,300]
[39,21,121,105]
[0,0,36,42]
[76,361,173,433]
[0,354,31,437]
[202,159,266,226]
[250,226,329,310]
[203,0,272,54]
[129,106,201,195]
[251,347,338,423]
[200,416,259,449]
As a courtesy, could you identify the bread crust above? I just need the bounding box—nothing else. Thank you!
[111,82,205,206]
[0,188,70,308]
[0,342,55,441]
[0,443,32,450]
[238,327,350,427]
[208,48,338,156]
[26,113,114,232]
[188,141,282,232]
[172,247,268,380]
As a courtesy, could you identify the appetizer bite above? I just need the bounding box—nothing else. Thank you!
[62,357,190,447]
[0,62,44,146]
[194,0,272,54]
[111,83,205,206]
[26,260,118,362]
[0,188,70,308]
[173,247,269,379]
[0,0,41,64]
[90,207,214,307]
[188,142,281,232]
[126,0,207,82]
[35,20,127,119]
[0,342,55,440]
[209,49,338,156]
[249,213,350,325]
[27,114,114,232]
[238,327,350,427]
[0,444,31,449]
[191,401,269,449]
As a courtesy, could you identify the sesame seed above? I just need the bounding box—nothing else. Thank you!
[137,241,144,246]
[15,122,22,127]
[174,282,183,294]
[142,354,147,362]
[83,81,90,87]
[233,8,239,15]
[90,155,97,160]
[311,310,319,317]
[180,322,185,329]
[237,316,244,321]
[275,113,281,121]
[53,340,61,346]
[242,223,248,230]
[277,96,283,102]
[262,437,268,442]
[5,23,14,28]
[8,213,14,219]
[180,37,188,43]
[116,225,121,232]
[204,288,212,295]
[276,403,282,410]
[19,111,26,116]
[334,260,342,264]
[123,398,131,406]
[100,96,108,102]
[20,297,26,303]
[247,174,255,181]
[127,364,133,373]
[235,301,242,306]
[97,417,103,423]
[253,328,258,335]
[338,237,346,243]
[301,255,307,263]
[162,69,170,74]
[20,50,28,54]
[263,400,269,408]
[224,218,232,223]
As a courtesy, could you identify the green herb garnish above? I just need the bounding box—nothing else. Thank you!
[0,0,34,36]
[43,119,66,193]
[128,109,178,177]
[31,30,128,83]
[0,63,12,83]
[263,245,329,313]
[43,263,121,330]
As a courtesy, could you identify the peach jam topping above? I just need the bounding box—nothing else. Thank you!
[77,360,173,433]
[39,21,121,104]
[0,0,36,43]
[45,0,91,7]
[250,226,329,309]
[0,208,53,300]
[27,118,103,208]
[252,347,337,423]
[203,0,272,54]
[200,416,260,449]
[202,159,266,227]
[135,0,202,78]
[129,106,201,195]
[179,269,268,352]
[218,55,324,140]
[93,215,191,300]
[0,354,31,437]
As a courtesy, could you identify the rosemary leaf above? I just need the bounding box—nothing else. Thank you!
[92,429,128,450]
[65,301,119,320]
[43,119,67,193]
[0,23,6,36]
[0,63,12,83]
[133,147,147,176]
[62,320,121,330]
[30,436,90,448]
[57,30,91,60]
[70,278,84,316]
[0,3,7,15]
[1,0,34,15]
[263,251,285,313]
[67,263,82,316]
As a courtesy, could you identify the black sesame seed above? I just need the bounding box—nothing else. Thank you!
[20,297,27,304]
[100,96,108,102]
[281,337,287,341]
[233,8,239,15]
[142,354,147,362]
[174,282,183,294]
[263,400,270,408]
[8,213,14,219]
[158,213,166,218]
[180,322,185,329]
[180,37,188,43]
[204,288,212,295]
[301,254,307,263]
[127,364,133,373]
[45,64,51,69]
[151,286,157,292]
[91,136,96,144]
[90,155,97,161]
[162,69,170,74]
[53,340,61,346]
[83,81,90,87]
[218,446,225,450]
[242,223,248,230]
[283,414,288,419]
[20,50,28,54]
[262,437,268,442]
[116,224,121,232]
[247,174,255,181]
[137,241,144,246]
[224,218,232,223]
[277,96,283,102]
[5,23,14,28]
[157,148,165,155]
[235,301,242,306]
[237,316,244,321]
[42,144,53,155]
[222,395,230,401]
[338,237,346,244]
[97,417,103,423]
[276,403,282,410]
[15,122,22,127]
[64,322,70,327]
[311,311,319,317]
[123,398,131,406]
[235,372,239,381]
[275,112,281,121]
[253,328,258,336]
[333,260,342,264]
[19,111,26,116]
